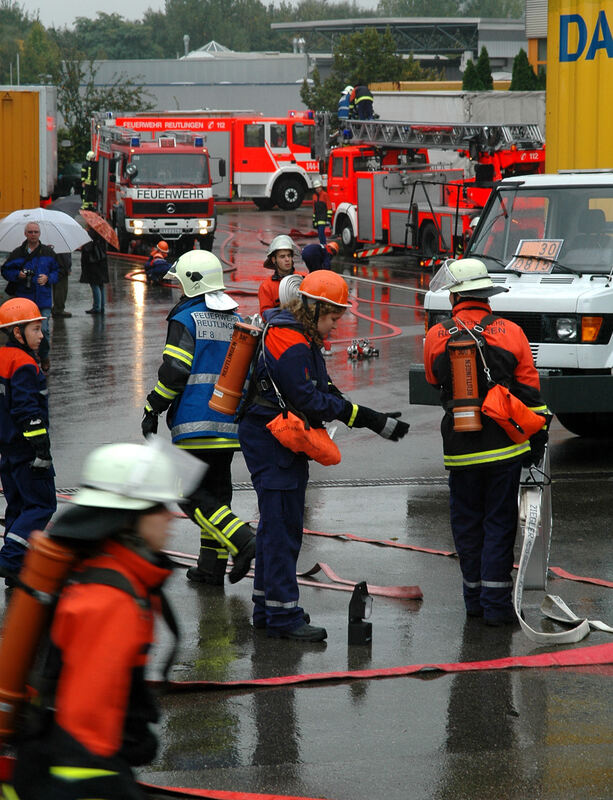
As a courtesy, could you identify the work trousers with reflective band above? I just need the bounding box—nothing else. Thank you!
[0,451,56,573]
[5,763,144,800]
[179,447,250,579]
[252,482,308,633]
[448,459,522,620]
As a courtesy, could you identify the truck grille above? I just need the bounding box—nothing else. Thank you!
[131,201,210,216]
[500,312,543,341]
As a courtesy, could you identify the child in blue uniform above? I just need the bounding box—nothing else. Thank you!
[238,272,409,641]
[0,298,56,586]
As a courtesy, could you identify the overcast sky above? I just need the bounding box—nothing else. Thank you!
[22,0,378,30]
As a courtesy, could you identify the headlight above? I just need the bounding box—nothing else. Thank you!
[198,220,210,232]
[555,318,577,340]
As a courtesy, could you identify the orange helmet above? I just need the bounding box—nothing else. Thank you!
[326,241,339,256]
[0,298,44,328]
[152,241,169,257]
[299,271,350,308]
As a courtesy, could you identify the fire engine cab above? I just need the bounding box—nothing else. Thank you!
[107,110,319,210]
[322,118,545,260]
[93,115,219,254]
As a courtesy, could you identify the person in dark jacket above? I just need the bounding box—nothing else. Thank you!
[6,439,203,800]
[1,222,59,372]
[0,297,56,586]
[301,242,338,272]
[311,176,332,246]
[141,250,256,586]
[80,150,98,211]
[51,251,72,318]
[79,228,109,314]
[239,271,409,641]
[349,84,374,120]
[424,258,551,626]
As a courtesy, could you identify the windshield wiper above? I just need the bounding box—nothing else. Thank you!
[468,252,510,270]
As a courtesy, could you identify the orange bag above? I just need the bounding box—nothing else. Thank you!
[481,384,545,443]
[267,411,341,466]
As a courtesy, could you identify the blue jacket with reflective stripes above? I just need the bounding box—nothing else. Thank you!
[146,296,241,447]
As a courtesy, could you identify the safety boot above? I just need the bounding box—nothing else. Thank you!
[193,505,256,584]
[186,543,227,586]
[267,622,327,642]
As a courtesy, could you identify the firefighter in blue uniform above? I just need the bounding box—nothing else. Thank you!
[238,271,409,641]
[0,298,56,586]
[424,259,550,625]
[141,251,255,585]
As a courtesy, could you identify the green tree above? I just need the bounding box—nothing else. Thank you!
[56,56,155,172]
[19,21,61,84]
[301,27,440,112]
[462,0,523,16]
[0,0,35,83]
[510,48,537,90]
[72,13,165,60]
[475,46,493,91]
[462,59,483,91]
[377,0,459,14]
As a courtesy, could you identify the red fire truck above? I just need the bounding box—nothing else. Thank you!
[105,109,319,210]
[92,116,220,254]
[323,119,545,260]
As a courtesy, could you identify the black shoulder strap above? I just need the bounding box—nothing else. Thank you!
[70,566,179,682]
[441,312,500,338]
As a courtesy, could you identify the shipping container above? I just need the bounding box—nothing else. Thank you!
[0,85,57,218]
[546,0,613,171]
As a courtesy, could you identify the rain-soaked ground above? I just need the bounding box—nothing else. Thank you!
[1,204,612,799]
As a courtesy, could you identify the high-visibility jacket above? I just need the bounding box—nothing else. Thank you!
[424,298,549,469]
[349,85,374,117]
[312,188,332,229]
[146,295,241,450]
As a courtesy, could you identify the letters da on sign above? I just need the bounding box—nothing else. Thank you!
[559,10,613,62]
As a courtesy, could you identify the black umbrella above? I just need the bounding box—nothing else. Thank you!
[49,195,82,219]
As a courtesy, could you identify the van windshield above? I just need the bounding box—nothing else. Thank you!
[467,185,613,275]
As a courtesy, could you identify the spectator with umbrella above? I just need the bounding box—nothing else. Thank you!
[79,226,109,315]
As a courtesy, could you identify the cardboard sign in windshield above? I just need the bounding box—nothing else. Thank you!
[505,239,564,274]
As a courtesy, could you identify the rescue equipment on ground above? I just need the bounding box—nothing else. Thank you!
[267,410,341,466]
[209,321,263,416]
[513,446,613,643]
[347,338,379,360]
[0,531,77,744]
[447,337,482,432]
[348,581,373,645]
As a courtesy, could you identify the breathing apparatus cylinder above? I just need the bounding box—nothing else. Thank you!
[447,338,482,432]
[0,531,77,744]
[209,322,262,416]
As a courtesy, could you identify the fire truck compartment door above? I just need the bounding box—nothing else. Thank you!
[205,131,231,200]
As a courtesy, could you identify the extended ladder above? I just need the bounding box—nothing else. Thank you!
[344,119,544,150]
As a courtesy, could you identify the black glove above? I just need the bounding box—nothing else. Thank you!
[345,404,410,442]
[522,428,548,467]
[141,407,159,438]
[30,433,52,471]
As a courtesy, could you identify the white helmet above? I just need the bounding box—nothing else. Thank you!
[278,274,303,306]
[266,234,298,258]
[311,176,323,189]
[430,258,507,297]
[343,85,354,95]
[71,438,205,511]
[165,250,232,305]
[86,150,95,160]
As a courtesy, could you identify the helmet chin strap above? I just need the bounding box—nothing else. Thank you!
[301,296,321,325]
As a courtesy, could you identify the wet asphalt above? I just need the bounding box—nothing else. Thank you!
[2,205,612,799]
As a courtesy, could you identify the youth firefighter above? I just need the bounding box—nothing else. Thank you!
[141,250,256,586]
[258,234,305,314]
[0,298,56,586]
[144,241,171,285]
[423,258,550,626]
[4,439,203,800]
[239,271,409,641]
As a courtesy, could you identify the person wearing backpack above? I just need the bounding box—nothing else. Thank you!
[4,439,203,800]
[238,271,409,642]
[423,258,550,626]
